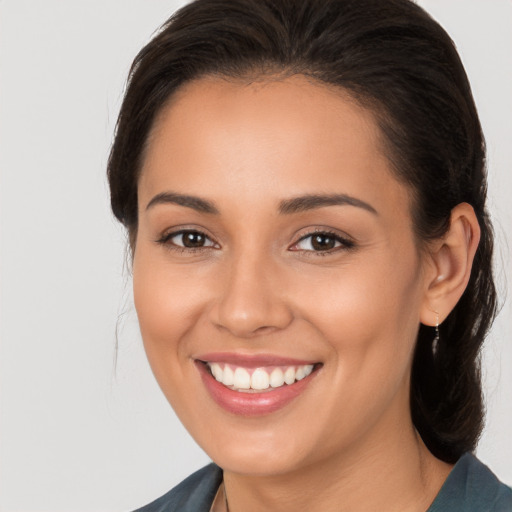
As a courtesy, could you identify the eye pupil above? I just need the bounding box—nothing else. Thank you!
[183,232,205,247]
[312,234,335,250]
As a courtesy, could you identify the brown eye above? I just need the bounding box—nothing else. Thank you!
[311,234,336,251]
[181,231,206,247]
[163,230,217,249]
[292,231,354,253]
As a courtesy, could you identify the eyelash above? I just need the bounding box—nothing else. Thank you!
[155,229,355,255]
[291,230,355,255]
[156,229,218,253]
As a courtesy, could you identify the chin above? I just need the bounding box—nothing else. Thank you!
[208,439,312,477]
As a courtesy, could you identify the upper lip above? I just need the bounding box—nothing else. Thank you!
[195,352,319,368]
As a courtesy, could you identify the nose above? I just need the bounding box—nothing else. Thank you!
[210,252,293,338]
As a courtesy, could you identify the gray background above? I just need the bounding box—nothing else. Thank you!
[1,1,510,510]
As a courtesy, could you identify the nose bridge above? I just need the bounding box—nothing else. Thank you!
[212,244,292,337]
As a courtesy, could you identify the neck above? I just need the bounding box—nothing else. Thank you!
[222,417,452,512]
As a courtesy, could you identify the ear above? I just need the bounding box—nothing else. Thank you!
[420,203,480,327]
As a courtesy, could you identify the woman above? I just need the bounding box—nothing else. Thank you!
[107,0,512,510]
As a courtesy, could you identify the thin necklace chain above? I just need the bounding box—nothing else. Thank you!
[210,482,229,512]
[223,482,229,512]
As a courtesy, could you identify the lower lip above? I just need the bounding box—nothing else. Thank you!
[196,361,319,416]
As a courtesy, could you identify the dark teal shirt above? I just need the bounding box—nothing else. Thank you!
[134,453,512,511]
[426,453,511,512]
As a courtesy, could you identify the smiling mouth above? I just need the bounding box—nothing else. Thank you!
[202,361,319,393]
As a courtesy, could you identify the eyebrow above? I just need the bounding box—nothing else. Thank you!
[145,191,377,216]
[146,192,219,214]
[279,194,378,215]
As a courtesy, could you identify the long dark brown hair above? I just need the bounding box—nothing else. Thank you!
[107,0,497,463]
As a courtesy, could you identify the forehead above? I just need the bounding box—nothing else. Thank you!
[147,74,383,165]
[139,75,411,219]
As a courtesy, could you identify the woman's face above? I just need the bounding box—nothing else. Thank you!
[134,76,433,476]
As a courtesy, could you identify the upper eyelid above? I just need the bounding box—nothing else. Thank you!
[156,229,219,253]
[293,228,353,244]
[170,230,216,242]
[157,226,217,242]
[289,229,355,252]
[297,230,343,241]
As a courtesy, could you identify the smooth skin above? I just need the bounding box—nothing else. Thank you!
[133,75,480,512]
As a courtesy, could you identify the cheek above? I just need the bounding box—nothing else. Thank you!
[294,252,423,437]
[294,249,423,374]
[132,248,210,376]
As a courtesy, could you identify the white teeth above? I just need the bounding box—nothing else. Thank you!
[297,364,314,380]
[303,364,314,377]
[284,367,296,385]
[295,366,306,380]
[207,363,316,391]
[223,365,234,386]
[210,362,223,382]
[233,368,251,389]
[269,368,285,388]
[251,368,270,390]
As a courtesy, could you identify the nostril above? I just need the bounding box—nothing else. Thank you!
[213,321,278,338]
[252,325,279,335]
